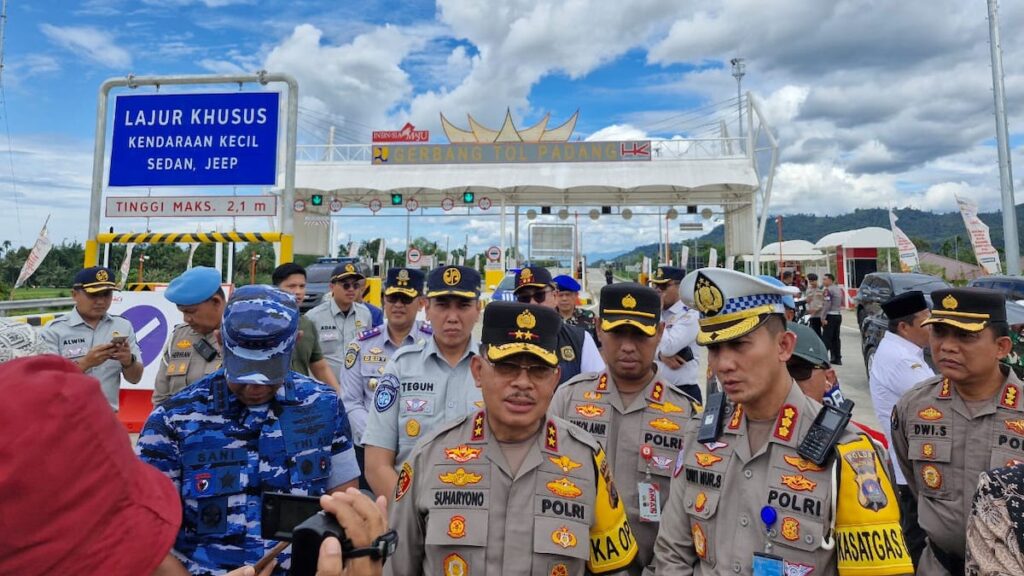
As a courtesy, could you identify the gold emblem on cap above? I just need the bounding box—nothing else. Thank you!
[694,273,725,316]
[443,267,462,286]
[942,294,958,310]
[520,268,534,284]
[345,263,355,273]
[622,294,637,309]
[656,268,664,278]
[517,310,537,329]
[397,269,410,285]
[96,269,109,282]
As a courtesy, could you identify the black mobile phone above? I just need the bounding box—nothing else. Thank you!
[193,339,218,362]
[797,399,854,466]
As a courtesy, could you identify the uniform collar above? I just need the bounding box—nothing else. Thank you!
[666,299,687,316]
[881,330,925,356]
[725,381,813,459]
[67,307,111,327]
[472,410,547,480]
[943,366,1024,417]
[600,371,664,413]
[424,334,477,364]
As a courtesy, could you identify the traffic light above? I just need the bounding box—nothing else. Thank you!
[541,206,551,215]
[462,191,475,204]
[311,194,324,206]
[391,193,403,206]
[601,206,612,215]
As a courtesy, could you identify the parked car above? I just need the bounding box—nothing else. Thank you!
[300,257,360,313]
[480,270,518,308]
[968,275,1024,301]
[856,272,950,374]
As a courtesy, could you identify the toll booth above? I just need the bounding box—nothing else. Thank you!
[814,227,896,306]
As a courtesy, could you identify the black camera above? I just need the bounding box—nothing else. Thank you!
[261,491,398,576]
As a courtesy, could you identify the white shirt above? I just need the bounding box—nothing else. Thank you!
[869,330,935,485]
[580,331,605,374]
[655,300,700,388]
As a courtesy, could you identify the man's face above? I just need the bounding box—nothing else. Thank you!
[177,296,224,335]
[227,382,281,405]
[515,286,556,310]
[930,323,1012,384]
[330,277,359,308]
[554,290,577,315]
[708,322,796,406]
[597,323,662,382]
[808,279,818,288]
[472,353,560,435]
[823,276,833,287]
[901,309,932,348]
[427,296,480,350]
[653,281,680,310]
[276,273,307,304]
[384,293,422,329]
[72,289,113,321]
[787,356,833,403]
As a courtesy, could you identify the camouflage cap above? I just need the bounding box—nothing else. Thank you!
[221,285,299,386]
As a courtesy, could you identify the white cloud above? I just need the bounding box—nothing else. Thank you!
[585,124,649,141]
[39,24,132,69]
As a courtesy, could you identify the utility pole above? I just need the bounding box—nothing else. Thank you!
[988,0,1021,274]
[731,58,746,139]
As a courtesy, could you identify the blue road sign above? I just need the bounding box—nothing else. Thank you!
[120,304,169,365]
[109,91,280,187]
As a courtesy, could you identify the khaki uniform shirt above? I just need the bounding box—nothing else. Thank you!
[40,308,141,411]
[893,369,1024,575]
[550,371,698,574]
[385,411,637,576]
[362,337,481,468]
[655,382,903,575]
[340,321,432,445]
[151,323,222,406]
[306,299,372,376]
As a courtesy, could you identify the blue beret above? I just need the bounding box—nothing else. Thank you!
[553,275,581,292]
[165,267,222,306]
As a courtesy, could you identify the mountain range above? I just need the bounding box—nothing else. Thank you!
[593,204,1024,264]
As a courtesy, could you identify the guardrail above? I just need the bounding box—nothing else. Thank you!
[0,297,74,316]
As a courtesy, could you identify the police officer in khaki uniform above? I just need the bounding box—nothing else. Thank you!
[655,269,912,576]
[151,267,225,406]
[307,262,373,377]
[386,301,638,576]
[363,265,484,500]
[40,266,143,411]
[892,288,1019,575]
[550,283,697,575]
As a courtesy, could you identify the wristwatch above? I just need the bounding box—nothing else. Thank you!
[345,529,399,564]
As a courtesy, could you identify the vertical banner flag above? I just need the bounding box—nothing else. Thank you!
[956,195,1002,274]
[347,242,359,258]
[376,239,387,269]
[708,248,719,268]
[679,246,690,269]
[889,208,920,272]
[13,217,52,289]
[725,255,735,270]
[118,243,135,289]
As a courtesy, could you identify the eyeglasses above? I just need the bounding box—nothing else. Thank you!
[787,359,827,382]
[485,358,557,383]
[652,282,678,291]
[516,289,549,304]
[385,294,416,305]
[333,281,358,290]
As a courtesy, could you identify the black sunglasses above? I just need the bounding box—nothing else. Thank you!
[652,282,679,291]
[384,294,416,305]
[787,359,827,382]
[516,289,549,304]
[332,281,359,290]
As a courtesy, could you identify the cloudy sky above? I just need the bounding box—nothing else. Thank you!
[1,0,1022,257]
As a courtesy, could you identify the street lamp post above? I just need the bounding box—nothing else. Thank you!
[137,254,150,284]
[249,252,261,285]
[730,58,746,140]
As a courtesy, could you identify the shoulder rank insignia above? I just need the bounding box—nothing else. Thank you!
[773,404,798,441]
[784,454,824,472]
[546,477,583,499]
[650,417,681,432]
[545,420,559,452]
[445,444,483,463]
[780,474,817,492]
[471,412,486,441]
[728,405,744,430]
[357,327,381,341]
[596,374,608,391]
[548,455,583,473]
[650,382,665,403]
[917,407,943,421]
[938,379,951,398]
[438,467,482,486]
[1002,384,1019,409]
[575,404,605,418]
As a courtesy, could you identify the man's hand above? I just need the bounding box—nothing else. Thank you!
[79,343,115,371]
[822,318,829,326]
[316,488,389,576]
[659,353,685,370]
[111,340,134,367]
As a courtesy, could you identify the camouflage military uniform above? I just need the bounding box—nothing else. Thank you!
[567,307,597,335]
[135,370,359,575]
[340,321,432,445]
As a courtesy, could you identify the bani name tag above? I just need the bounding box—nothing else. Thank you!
[752,552,784,576]
[638,481,661,522]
